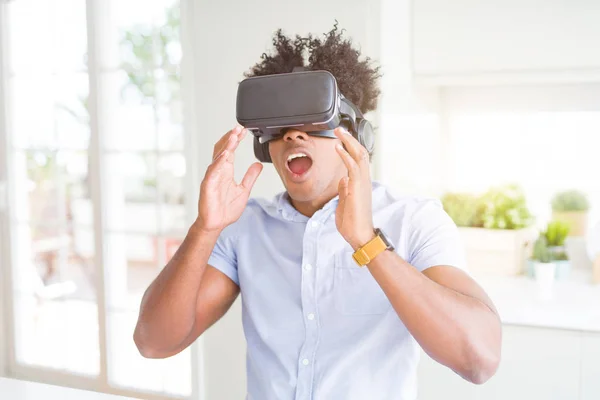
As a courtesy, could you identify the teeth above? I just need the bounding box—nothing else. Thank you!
[287,153,308,162]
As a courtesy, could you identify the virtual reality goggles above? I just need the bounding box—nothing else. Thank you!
[235,69,374,163]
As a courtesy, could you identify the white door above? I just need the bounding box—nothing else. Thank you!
[0,0,197,398]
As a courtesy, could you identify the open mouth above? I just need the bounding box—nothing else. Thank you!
[286,152,313,177]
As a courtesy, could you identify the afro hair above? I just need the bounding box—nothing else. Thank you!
[244,22,382,114]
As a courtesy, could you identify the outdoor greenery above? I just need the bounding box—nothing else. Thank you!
[120,3,181,105]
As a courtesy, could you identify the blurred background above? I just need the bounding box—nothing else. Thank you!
[0,0,599,399]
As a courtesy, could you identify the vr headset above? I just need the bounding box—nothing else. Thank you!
[235,68,374,163]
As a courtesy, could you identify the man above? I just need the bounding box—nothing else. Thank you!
[133,25,502,399]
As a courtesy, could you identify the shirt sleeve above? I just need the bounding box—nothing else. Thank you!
[207,225,239,285]
[406,199,468,273]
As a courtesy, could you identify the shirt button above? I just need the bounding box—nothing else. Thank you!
[311,221,319,228]
[304,264,313,271]
[302,358,310,366]
[307,313,315,320]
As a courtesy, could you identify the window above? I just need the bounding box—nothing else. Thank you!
[1,0,194,398]
[442,85,600,227]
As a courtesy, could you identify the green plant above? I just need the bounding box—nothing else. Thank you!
[543,220,570,261]
[478,184,534,229]
[544,220,570,247]
[441,192,481,227]
[551,190,590,212]
[532,235,552,263]
[441,184,533,229]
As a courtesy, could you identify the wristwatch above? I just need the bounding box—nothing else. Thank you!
[352,228,395,267]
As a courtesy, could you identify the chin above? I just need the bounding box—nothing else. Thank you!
[284,179,320,203]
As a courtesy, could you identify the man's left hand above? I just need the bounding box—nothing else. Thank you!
[334,127,375,251]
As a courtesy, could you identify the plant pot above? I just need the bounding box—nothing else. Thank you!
[552,211,588,237]
[526,259,570,280]
[534,262,556,300]
[458,227,538,276]
[553,260,570,280]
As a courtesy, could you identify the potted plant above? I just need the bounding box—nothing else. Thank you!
[551,190,590,237]
[439,192,481,227]
[531,234,556,301]
[442,184,537,276]
[526,220,571,279]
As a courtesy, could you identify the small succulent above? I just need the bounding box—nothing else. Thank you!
[551,190,590,212]
[532,235,552,263]
[544,220,570,247]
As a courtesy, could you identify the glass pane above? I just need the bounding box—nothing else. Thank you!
[116,0,182,69]
[157,101,184,151]
[9,76,56,149]
[13,150,92,226]
[7,0,88,74]
[104,233,160,311]
[56,73,91,149]
[7,1,53,74]
[158,153,186,234]
[107,311,192,396]
[10,73,90,150]
[106,0,182,152]
[102,70,158,151]
[12,224,99,375]
[104,153,159,234]
[106,235,189,395]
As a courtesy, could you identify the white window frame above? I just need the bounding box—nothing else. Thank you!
[0,1,204,398]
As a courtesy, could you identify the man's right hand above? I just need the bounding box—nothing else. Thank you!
[196,125,263,233]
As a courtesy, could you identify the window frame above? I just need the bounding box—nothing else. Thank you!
[0,1,203,398]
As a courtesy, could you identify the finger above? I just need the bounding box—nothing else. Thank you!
[215,127,249,163]
[338,175,349,208]
[204,150,229,181]
[335,143,360,182]
[215,125,242,151]
[240,162,263,190]
[334,127,369,166]
[213,125,244,160]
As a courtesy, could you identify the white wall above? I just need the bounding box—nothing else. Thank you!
[376,0,445,196]
[412,0,600,84]
[189,1,381,398]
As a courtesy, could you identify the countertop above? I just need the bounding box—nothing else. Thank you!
[475,269,600,332]
[0,377,135,400]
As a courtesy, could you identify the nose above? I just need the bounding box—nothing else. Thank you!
[283,129,309,142]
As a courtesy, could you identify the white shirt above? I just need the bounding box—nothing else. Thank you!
[208,181,467,400]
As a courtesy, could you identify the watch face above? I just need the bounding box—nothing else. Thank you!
[375,228,394,250]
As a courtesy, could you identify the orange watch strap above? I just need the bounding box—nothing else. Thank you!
[352,234,388,267]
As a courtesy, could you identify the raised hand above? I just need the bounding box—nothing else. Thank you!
[334,127,375,250]
[196,125,263,233]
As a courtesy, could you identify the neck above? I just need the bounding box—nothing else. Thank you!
[290,187,338,218]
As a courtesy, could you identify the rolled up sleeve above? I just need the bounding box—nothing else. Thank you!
[207,227,239,285]
[407,199,468,273]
